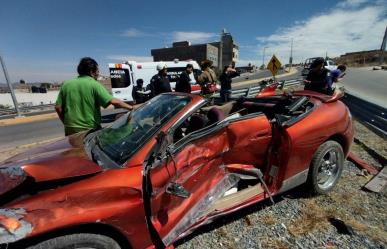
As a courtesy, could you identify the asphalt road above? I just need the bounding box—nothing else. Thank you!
[0,108,127,151]
[0,118,63,151]
[340,67,387,108]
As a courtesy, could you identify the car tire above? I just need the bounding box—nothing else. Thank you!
[306,140,344,195]
[26,233,121,249]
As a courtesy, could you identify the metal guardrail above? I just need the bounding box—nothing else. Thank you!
[0,104,55,119]
[213,85,264,98]
[342,93,387,138]
[213,78,303,98]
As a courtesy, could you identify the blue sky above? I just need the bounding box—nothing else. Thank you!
[0,0,386,82]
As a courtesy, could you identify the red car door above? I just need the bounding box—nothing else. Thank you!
[223,113,272,167]
[147,113,272,246]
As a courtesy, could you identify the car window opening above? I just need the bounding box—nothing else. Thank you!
[172,96,314,144]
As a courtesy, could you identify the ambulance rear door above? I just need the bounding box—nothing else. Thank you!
[109,63,133,103]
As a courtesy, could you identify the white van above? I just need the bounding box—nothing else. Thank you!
[108,60,201,103]
[324,59,338,71]
[302,58,338,76]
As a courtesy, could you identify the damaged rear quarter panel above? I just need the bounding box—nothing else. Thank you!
[283,100,350,180]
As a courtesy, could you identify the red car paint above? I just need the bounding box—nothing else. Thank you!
[256,81,279,97]
[0,92,353,249]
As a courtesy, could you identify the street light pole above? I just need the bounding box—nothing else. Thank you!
[380,26,386,65]
[262,47,267,69]
[0,54,21,116]
[289,38,293,70]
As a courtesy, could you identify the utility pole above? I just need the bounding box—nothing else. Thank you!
[380,26,386,65]
[289,38,293,70]
[0,54,21,116]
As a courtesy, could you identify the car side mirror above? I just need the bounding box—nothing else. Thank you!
[156,131,167,144]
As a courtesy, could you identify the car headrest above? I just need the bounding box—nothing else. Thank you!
[207,107,225,125]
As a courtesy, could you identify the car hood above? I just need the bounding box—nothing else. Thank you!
[0,133,103,196]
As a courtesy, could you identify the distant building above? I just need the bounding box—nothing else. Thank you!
[236,65,256,73]
[210,29,239,69]
[335,50,385,66]
[152,41,219,67]
[151,29,239,69]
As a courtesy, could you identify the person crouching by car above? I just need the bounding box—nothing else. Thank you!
[329,64,347,90]
[197,60,217,99]
[176,63,194,93]
[220,65,239,102]
[304,57,332,95]
[132,79,150,104]
[149,63,172,97]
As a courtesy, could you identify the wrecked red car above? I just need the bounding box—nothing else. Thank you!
[0,92,353,249]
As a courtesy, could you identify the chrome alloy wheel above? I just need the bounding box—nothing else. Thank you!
[317,149,340,190]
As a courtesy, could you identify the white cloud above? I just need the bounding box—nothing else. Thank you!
[252,2,387,64]
[172,31,216,44]
[106,55,153,62]
[337,0,370,8]
[255,36,267,43]
[121,28,151,38]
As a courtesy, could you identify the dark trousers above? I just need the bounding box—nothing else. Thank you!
[220,90,232,103]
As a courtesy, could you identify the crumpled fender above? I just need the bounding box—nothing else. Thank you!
[0,208,32,244]
[0,185,143,245]
[0,159,102,197]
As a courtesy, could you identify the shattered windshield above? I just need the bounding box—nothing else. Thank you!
[95,94,191,165]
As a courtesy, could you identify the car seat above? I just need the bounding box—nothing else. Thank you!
[185,114,208,134]
[207,107,225,125]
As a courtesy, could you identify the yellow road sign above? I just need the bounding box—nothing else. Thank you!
[267,55,282,76]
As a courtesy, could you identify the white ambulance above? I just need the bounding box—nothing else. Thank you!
[108,60,201,103]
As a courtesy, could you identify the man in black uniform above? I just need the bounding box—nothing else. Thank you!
[150,63,172,97]
[304,57,332,95]
[175,63,194,93]
[132,79,150,104]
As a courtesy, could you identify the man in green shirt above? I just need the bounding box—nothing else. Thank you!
[55,57,133,136]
